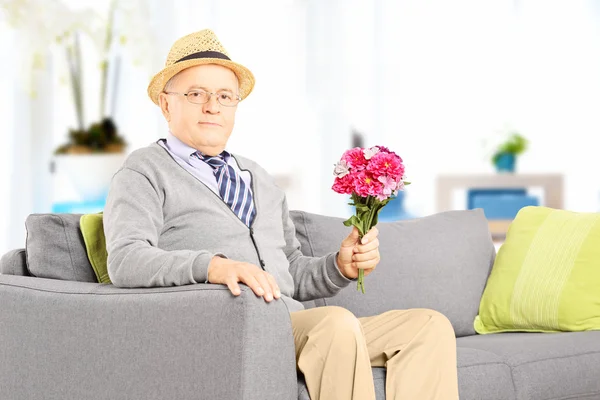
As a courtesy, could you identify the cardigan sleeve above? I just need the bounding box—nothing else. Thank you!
[104,167,227,287]
[280,195,354,301]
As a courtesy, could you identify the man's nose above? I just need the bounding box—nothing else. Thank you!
[202,95,220,114]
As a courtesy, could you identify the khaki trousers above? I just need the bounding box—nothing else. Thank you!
[291,306,459,400]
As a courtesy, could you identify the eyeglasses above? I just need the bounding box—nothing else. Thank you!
[163,89,241,107]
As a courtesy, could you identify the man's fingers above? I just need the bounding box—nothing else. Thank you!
[352,248,379,262]
[360,226,379,244]
[352,259,378,270]
[239,273,265,298]
[254,273,275,302]
[354,238,379,253]
[351,248,381,268]
[226,277,242,296]
[265,273,281,299]
[221,263,280,302]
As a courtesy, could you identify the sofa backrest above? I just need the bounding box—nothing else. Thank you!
[290,209,496,337]
[5,209,495,337]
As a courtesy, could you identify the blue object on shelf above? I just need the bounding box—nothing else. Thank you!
[52,199,105,214]
[494,152,516,173]
[467,188,539,220]
[467,189,526,210]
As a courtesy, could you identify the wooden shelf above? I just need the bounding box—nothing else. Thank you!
[436,173,564,240]
[488,220,513,238]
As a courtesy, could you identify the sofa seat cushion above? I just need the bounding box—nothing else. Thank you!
[297,347,515,400]
[458,331,600,400]
[457,347,516,400]
[290,209,496,337]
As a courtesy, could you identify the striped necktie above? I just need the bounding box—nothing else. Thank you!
[193,151,256,227]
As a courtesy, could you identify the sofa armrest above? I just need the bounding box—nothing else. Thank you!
[0,275,298,400]
[0,248,30,276]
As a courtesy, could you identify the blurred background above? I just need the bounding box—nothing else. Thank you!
[1,0,599,255]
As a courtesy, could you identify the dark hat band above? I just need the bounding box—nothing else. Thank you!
[176,51,231,63]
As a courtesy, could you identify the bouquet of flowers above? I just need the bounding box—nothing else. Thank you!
[332,146,410,293]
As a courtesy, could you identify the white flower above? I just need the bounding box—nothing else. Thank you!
[363,146,380,160]
[333,160,350,178]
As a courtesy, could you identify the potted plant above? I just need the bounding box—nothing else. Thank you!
[51,1,127,202]
[491,132,528,173]
[2,0,151,202]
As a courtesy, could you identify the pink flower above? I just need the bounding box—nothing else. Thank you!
[341,147,368,170]
[376,145,402,160]
[367,152,404,179]
[354,171,383,198]
[377,175,399,199]
[333,160,351,178]
[332,174,355,195]
[363,146,380,160]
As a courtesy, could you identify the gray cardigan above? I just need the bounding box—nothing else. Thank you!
[103,140,354,313]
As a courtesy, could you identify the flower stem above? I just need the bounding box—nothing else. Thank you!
[355,196,379,293]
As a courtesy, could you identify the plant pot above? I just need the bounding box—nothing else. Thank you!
[53,153,127,202]
[494,152,516,173]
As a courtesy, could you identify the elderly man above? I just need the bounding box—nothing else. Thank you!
[104,29,458,400]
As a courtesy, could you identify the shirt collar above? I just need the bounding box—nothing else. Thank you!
[165,131,230,162]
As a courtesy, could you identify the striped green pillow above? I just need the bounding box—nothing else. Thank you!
[475,206,600,334]
[80,212,112,284]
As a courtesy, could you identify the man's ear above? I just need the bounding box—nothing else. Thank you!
[158,92,171,122]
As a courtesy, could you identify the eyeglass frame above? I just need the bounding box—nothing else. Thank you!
[163,89,242,107]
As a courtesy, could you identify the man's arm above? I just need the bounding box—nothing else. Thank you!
[281,195,354,302]
[104,167,225,287]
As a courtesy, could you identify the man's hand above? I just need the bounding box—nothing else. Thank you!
[336,226,380,280]
[207,256,281,302]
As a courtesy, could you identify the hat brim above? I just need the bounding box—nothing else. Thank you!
[147,58,255,105]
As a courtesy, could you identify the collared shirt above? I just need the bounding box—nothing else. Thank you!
[158,131,252,197]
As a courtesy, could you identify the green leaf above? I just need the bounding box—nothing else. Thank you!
[371,212,379,227]
[343,215,365,236]
[354,203,369,212]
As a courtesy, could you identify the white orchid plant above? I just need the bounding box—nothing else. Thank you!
[0,0,154,153]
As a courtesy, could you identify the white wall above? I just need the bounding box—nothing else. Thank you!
[2,0,600,255]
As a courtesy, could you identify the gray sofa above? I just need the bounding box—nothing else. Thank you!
[1,209,599,400]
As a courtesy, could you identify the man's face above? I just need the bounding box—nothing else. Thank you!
[158,64,239,156]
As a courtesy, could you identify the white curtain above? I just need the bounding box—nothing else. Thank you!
[2,0,600,255]
[0,17,54,255]
[0,22,15,255]
[305,0,600,217]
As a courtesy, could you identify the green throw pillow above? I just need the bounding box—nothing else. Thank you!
[474,206,600,334]
[80,212,112,284]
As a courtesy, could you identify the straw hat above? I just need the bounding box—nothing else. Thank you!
[147,29,255,105]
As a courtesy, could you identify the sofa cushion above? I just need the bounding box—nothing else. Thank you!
[25,214,97,282]
[456,347,516,400]
[80,212,111,284]
[290,209,496,337]
[475,206,600,334]
[297,347,516,400]
[458,331,600,400]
